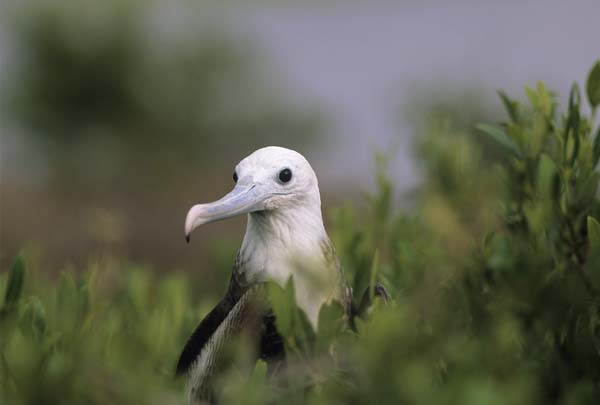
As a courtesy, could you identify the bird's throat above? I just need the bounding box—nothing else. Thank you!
[239,206,339,328]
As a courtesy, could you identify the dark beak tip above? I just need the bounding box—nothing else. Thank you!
[185,235,190,244]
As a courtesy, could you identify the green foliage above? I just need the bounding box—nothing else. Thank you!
[0,259,198,404]
[329,62,600,404]
[3,63,600,404]
[4,0,321,154]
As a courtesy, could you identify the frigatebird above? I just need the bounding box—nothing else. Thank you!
[177,146,388,403]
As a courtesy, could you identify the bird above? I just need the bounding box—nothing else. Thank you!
[177,146,387,403]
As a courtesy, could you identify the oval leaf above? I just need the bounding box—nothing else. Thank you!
[586,60,600,108]
[497,90,519,123]
[588,216,600,251]
[569,82,581,115]
[593,126,600,168]
[4,255,25,307]
[476,124,521,156]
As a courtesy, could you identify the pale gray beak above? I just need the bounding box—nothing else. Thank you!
[185,179,267,243]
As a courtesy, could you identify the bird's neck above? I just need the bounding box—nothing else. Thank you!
[239,204,340,328]
[240,204,328,271]
[250,203,326,241]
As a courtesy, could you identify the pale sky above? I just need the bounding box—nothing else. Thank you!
[240,0,600,191]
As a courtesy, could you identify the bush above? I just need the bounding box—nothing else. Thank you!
[327,60,600,404]
[2,61,600,404]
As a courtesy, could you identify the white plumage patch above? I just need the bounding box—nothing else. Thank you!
[235,147,343,328]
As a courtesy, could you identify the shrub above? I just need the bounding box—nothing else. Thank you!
[2,61,600,404]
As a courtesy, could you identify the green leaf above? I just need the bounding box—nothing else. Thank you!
[369,250,380,301]
[524,85,537,107]
[251,360,268,384]
[593,126,600,168]
[561,83,582,165]
[570,125,580,165]
[589,216,600,251]
[537,154,559,200]
[586,60,600,108]
[476,124,521,156]
[4,255,25,308]
[569,82,582,114]
[497,90,519,122]
[537,81,554,117]
[21,296,47,339]
[267,281,295,337]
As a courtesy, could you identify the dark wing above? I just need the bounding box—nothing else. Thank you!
[176,272,246,375]
[176,292,236,375]
[175,257,286,377]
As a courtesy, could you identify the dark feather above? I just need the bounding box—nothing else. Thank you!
[259,312,285,362]
[356,282,391,318]
[176,273,246,375]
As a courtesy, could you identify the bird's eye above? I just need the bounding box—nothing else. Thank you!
[278,168,292,183]
[233,171,238,183]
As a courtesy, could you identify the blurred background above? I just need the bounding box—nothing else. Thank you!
[1,0,598,284]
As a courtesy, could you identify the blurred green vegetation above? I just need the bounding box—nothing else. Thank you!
[3,62,600,404]
[5,0,322,158]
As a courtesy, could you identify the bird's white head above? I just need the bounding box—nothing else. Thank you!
[185,146,323,239]
[185,146,340,328]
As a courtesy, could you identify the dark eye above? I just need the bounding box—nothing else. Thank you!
[278,168,292,183]
[233,171,238,183]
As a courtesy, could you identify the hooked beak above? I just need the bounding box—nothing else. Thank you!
[185,179,268,243]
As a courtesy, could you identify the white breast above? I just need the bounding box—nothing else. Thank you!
[239,207,341,328]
